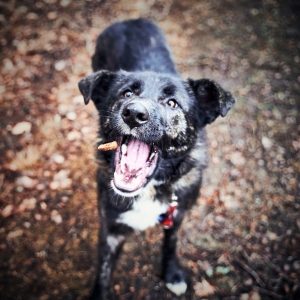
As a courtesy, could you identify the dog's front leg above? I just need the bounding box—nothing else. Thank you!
[162,210,189,296]
[90,226,125,300]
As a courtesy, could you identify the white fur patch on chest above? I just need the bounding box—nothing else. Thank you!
[116,184,168,231]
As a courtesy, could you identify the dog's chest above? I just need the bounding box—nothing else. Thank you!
[116,185,168,231]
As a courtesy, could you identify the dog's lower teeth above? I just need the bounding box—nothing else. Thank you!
[121,144,127,155]
[149,152,155,162]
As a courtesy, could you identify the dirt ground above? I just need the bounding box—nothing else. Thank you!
[0,0,299,299]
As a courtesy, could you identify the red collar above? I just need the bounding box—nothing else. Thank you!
[158,200,178,229]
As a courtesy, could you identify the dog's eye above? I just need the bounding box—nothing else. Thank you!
[123,90,133,98]
[167,99,178,108]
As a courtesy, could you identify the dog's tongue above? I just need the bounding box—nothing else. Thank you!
[113,138,158,193]
[125,139,150,170]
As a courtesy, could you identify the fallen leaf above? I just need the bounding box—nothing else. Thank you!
[261,136,273,149]
[229,151,246,166]
[11,121,32,135]
[66,111,77,121]
[7,229,24,240]
[19,198,37,212]
[51,153,65,164]
[51,210,63,224]
[215,265,231,275]
[249,291,261,300]
[16,176,37,188]
[194,279,216,297]
[67,130,81,141]
[2,204,14,217]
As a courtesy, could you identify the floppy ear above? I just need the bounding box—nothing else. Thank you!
[188,78,235,124]
[78,70,116,105]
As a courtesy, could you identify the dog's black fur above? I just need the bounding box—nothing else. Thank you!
[78,19,235,299]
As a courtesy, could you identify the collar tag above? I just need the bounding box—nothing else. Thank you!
[158,201,178,229]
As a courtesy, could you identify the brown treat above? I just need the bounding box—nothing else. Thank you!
[97,141,118,151]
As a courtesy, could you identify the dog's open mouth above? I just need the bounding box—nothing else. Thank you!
[112,136,159,195]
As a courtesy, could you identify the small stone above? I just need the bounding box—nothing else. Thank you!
[205,267,214,277]
[16,186,24,192]
[229,151,246,166]
[267,231,278,241]
[23,222,31,228]
[215,265,231,275]
[40,202,47,210]
[66,111,77,121]
[67,130,81,141]
[250,8,259,16]
[11,121,32,135]
[261,136,273,149]
[58,104,69,115]
[50,170,72,190]
[54,60,66,71]
[51,210,62,224]
[2,204,14,217]
[207,18,215,26]
[16,176,36,188]
[60,178,72,189]
[244,278,253,286]
[54,169,69,181]
[61,196,69,203]
[35,214,42,221]
[7,229,23,240]
[51,153,65,164]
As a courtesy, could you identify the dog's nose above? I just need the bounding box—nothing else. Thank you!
[121,102,149,128]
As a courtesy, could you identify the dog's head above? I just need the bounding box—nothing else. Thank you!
[78,70,234,196]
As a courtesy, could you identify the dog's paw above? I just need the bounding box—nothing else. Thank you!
[164,263,188,296]
[166,281,187,296]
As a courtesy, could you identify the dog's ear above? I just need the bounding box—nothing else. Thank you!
[78,70,116,105]
[188,79,235,124]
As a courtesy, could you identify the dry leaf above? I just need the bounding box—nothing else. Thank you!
[194,279,216,297]
[11,121,32,135]
[2,204,14,217]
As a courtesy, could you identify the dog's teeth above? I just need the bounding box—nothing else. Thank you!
[149,152,155,161]
[121,144,127,155]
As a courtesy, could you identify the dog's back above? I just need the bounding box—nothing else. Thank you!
[92,19,177,74]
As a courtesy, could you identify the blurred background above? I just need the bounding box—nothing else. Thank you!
[0,0,299,299]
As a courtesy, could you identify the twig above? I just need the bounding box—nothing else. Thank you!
[257,287,284,299]
[234,257,265,287]
[262,255,294,284]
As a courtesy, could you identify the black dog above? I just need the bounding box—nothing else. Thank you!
[78,18,234,299]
